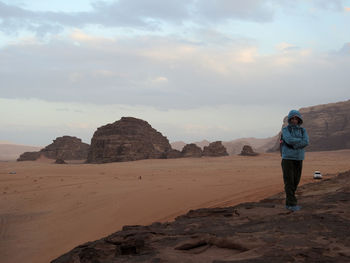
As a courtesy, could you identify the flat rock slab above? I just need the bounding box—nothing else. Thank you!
[52,171,350,263]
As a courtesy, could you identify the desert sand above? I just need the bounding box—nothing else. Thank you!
[1,150,350,263]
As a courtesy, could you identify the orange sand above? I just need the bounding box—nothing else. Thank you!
[1,150,350,263]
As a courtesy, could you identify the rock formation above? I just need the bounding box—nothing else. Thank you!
[194,140,210,149]
[41,136,89,160]
[52,170,350,263]
[172,138,278,156]
[269,99,350,152]
[171,140,210,151]
[17,151,42,161]
[87,117,172,163]
[165,149,183,159]
[202,141,228,157]
[240,145,258,156]
[55,158,67,164]
[181,143,202,158]
[17,136,89,161]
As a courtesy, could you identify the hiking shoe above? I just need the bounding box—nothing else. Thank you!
[285,205,293,211]
[291,205,301,211]
[285,205,301,211]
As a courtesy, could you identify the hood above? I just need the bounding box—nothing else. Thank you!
[287,109,303,125]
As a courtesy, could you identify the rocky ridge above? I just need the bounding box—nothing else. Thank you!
[52,170,350,263]
[270,100,350,152]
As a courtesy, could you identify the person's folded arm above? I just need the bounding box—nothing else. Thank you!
[282,127,302,146]
[293,128,309,149]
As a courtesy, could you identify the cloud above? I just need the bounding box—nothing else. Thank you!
[275,42,300,52]
[0,0,333,36]
[0,0,191,35]
[195,0,274,23]
[310,0,346,11]
[1,33,349,110]
[1,0,348,36]
[151,76,169,84]
[338,42,350,55]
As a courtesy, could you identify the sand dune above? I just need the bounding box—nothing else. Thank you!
[1,150,350,263]
[0,143,42,161]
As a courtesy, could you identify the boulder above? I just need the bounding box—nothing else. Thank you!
[240,145,258,156]
[202,141,228,157]
[181,143,202,158]
[87,117,172,163]
[17,136,89,161]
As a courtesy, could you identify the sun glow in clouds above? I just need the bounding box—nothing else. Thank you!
[1,0,350,145]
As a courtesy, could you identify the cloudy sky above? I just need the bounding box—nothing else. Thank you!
[1,0,350,146]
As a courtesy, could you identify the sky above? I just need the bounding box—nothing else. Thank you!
[1,0,350,146]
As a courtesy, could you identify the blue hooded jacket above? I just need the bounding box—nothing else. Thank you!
[281,110,309,160]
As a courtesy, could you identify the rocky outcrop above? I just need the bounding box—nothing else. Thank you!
[41,136,89,160]
[172,138,277,156]
[240,145,258,156]
[165,149,183,159]
[87,117,172,163]
[17,136,89,161]
[269,100,350,152]
[181,143,202,158]
[202,141,228,157]
[171,140,210,151]
[52,170,350,263]
[194,140,210,149]
[55,159,67,164]
[17,151,42,161]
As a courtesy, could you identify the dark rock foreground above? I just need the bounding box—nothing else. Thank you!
[52,170,350,263]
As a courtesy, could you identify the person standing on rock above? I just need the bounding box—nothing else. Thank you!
[281,110,309,211]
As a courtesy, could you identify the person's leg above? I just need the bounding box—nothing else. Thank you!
[293,160,303,204]
[282,159,297,206]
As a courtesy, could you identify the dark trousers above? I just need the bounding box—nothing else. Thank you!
[281,159,303,206]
